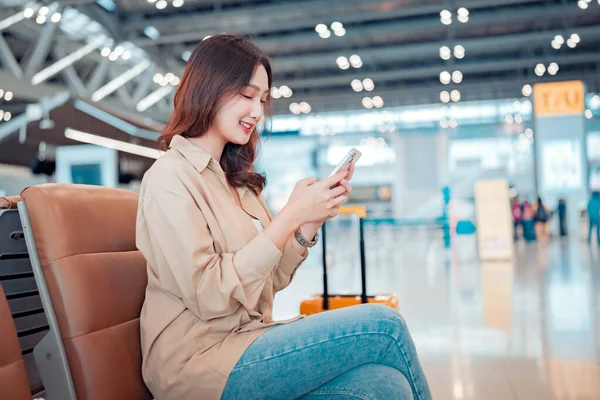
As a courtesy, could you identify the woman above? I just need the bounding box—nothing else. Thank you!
[136,34,431,400]
[533,196,551,242]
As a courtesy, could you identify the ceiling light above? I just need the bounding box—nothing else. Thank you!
[23,8,34,18]
[155,0,168,9]
[514,114,523,124]
[289,103,301,114]
[449,119,458,128]
[590,95,600,108]
[457,8,469,23]
[271,87,281,99]
[101,47,111,57]
[505,115,514,124]
[299,102,311,113]
[441,17,452,25]
[571,33,580,44]
[336,56,348,67]
[172,0,184,7]
[362,78,374,91]
[38,6,49,15]
[319,30,331,39]
[440,10,452,19]
[440,71,451,84]
[334,28,346,37]
[440,46,451,60]
[122,50,131,60]
[113,46,124,57]
[4,91,13,101]
[450,89,461,102]
[548,62,559,75]
[108,52,118,61]
[362,97,374,109]
[315,24,327,33]
[331,22,343,31]
[440,119,449,129]
[372,96,384,108]
[351,79,363,92]
[567,38,576,48]
[454,45,465,59]
[555,35,565,45]
[535,63,546,76]
[551,40,562,50]
[51,12,61,23]
[182,50,191,61]
[349,55,362,68]
[585,109,593,119]
[525,128,533,137]
[147,0,157,2]
[144,26,160,40]
[578,0,588,9]
[452,70,463,83]
[171,76,180,86]
[36,15,46,24]
[522,84,532,97]
[153,73,163,83]
[440,91,450,103]
[279,85,292,98]
[65,128,164,159]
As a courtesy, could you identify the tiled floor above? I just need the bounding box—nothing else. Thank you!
[272,221,600,399]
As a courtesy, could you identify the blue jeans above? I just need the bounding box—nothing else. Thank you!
[221,304,431,400]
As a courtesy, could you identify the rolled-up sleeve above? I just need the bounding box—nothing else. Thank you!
[139,181,283,321]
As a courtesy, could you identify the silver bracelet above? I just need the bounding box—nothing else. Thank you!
[294,227,319,248]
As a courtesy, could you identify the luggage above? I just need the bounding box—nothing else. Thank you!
[300,206,399,316]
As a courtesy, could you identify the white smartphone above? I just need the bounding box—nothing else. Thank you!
[328,148,362,177]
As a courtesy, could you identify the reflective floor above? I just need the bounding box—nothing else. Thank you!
[273,222,600,399]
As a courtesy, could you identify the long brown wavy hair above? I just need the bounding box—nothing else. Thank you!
[158,34,272,195]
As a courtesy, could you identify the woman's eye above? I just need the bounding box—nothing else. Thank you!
[260,100,266,104]
[241,94,252,99]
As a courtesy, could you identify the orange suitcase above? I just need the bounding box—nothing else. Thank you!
[300,206,399,316]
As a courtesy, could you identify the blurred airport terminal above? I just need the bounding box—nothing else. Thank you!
[1,0,600,399]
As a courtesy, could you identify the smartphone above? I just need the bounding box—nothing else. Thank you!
[328,148,362,177]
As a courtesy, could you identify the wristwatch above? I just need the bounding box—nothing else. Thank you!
[294,227,320,248]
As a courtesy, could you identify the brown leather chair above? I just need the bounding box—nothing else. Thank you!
[19,184,152,400]
[0,283,32,399]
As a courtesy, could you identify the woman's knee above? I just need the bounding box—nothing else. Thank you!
[354,304,410,339]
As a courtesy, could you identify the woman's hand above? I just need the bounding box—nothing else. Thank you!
[283,171,349,227]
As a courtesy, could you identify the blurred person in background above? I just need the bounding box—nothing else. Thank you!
[511,196,523,240]
[135,34,431,400]
[587,191,600,245]
[533,197,551,242]
[522,200,536,242]
[557,198,567,238]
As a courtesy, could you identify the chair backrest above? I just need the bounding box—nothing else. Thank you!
[0,283,32,400]
[19,184,152,400]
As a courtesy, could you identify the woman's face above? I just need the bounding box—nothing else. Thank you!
[211,64,269,146]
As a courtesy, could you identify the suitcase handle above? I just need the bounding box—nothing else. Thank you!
[322,206,368,310]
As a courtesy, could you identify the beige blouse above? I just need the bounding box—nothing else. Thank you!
[136,135,307,399]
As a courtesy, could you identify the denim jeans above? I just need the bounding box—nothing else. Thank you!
[221,304,431,400]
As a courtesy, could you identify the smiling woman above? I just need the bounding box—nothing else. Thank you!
[158,34,273,195]
[136,33,429,400]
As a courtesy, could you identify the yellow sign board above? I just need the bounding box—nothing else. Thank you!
[534,80,585,116]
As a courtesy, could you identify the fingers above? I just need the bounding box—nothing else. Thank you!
[329,185,346,198]
[329,195,347,208]
[319,170,348,188]
[339,179,352,195]
[347,163,355,180]
[302,177,317,186]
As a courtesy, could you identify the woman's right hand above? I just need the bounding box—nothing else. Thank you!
[283,171,349,227]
